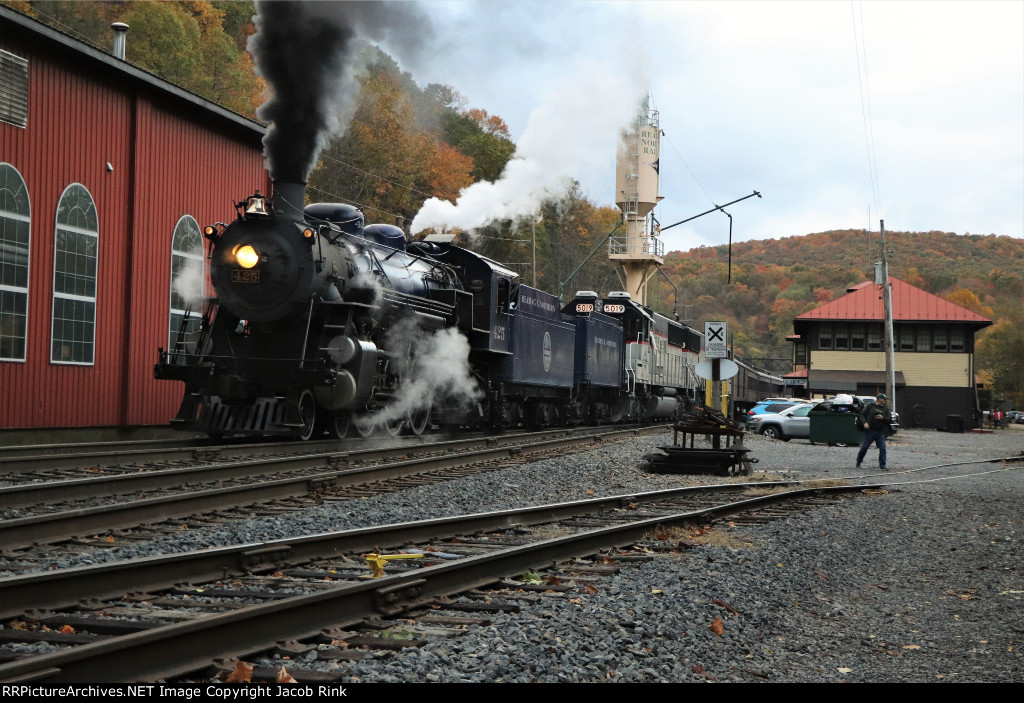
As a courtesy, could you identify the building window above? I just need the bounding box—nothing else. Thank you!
[851,323,865,350]
[794,341,807,365]
[51,184,97,364]
[933,327,947,352]
[819,325,832,349]
[169,216,204,352]
[867,326,882,351]
[915,327,930,352]
[950,328,964,352]
[899,327,914,351]
[0,50,29,129]
[834,323,849,349]
[0,163,30,361]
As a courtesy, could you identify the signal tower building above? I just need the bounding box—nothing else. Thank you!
[610,101,664,306]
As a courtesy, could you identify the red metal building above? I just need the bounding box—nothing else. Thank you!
[0,6,270,431]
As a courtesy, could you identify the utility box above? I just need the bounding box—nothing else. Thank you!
[809,402,863,446]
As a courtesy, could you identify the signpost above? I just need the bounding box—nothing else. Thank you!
[703,322,729,414]
[705,321,727,359]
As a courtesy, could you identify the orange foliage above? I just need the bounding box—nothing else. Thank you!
[463,108,511,139]
[427,141,475,202]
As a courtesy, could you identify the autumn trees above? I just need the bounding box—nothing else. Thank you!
[12,0,264,116]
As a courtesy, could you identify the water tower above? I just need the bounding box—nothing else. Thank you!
[610,99,664,306]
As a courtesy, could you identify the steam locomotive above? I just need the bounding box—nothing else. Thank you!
[155,182,704,440]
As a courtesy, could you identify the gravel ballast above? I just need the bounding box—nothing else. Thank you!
[300,427,1023,683]
[7,426,1024,682]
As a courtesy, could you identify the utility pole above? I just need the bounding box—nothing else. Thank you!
[879,220,896,411]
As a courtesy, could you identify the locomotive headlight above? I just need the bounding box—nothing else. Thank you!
[233,244,260,269]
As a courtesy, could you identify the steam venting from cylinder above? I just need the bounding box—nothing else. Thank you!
[249,0,430,184]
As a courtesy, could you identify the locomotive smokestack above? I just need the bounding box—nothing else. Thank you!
[272,181,306,221]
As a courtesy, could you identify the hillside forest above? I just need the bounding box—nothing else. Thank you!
[8,1,1023,405]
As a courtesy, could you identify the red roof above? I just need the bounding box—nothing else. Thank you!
[796,278,991,324]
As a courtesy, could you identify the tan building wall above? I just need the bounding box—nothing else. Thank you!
[812,351,972,387]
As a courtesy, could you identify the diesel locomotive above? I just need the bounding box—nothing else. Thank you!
[154,182,704,439]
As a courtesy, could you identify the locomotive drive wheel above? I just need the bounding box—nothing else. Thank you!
[405,405,431,436]
[352,414,375,438]
[296,389,316,441]
[329,410,351,439]
[383,414,403,437]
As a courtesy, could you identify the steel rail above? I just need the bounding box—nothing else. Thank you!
[0,425,631,474]
[0,481,772,617]
[0,425,657,507]
[0,482,866,682]
[0,427,663,548]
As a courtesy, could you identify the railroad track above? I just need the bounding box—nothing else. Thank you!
[0,426,617,477]
[0,426,668,554]
[0,480,869,682]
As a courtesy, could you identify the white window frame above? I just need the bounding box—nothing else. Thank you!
[50,183,98,366]
[168,215,204,351]
[0,162,30,362]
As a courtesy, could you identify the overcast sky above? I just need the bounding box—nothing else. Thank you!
[400,0,1023,253]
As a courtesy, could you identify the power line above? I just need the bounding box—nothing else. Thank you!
[316,151,443,204]
[662,132,717,210]
[852,1,883,219]
[305,184,406,223]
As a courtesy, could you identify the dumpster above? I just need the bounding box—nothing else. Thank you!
[809,399,863,446]
[946,414,964,433]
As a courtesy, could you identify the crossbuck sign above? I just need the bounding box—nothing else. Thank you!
[705,321,727,359]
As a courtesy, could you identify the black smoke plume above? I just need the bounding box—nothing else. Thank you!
[250,1,430,183]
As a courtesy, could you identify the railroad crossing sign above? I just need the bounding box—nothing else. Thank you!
[705,321,727,358]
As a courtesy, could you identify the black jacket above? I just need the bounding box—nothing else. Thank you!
[858,402,893,436]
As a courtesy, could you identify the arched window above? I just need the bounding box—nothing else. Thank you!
[169,215,204,352]
[0,163,30,361]
[51,184,98,364]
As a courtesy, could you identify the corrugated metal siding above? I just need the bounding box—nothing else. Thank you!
[125,96,268,425]
[0,33,266,430]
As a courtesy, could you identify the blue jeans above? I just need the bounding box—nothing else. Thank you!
[857,429,887,468]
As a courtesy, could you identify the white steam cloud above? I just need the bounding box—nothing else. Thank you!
[410,56,647,234]
[355,319,481,432]
[173,257,205,309]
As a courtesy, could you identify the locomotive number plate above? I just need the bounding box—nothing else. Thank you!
[231,269,260,283]
[575,303,594,313]
[604,304,625,314]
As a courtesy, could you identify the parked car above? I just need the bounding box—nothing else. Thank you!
[748,403,817,441]
[745,400,801,429]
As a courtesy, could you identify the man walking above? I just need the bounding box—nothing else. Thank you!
[857,393,893,470]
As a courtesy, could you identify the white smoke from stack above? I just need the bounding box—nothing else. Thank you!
[410,55,647,234]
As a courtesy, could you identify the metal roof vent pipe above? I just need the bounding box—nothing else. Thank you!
[111,22,129,60]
